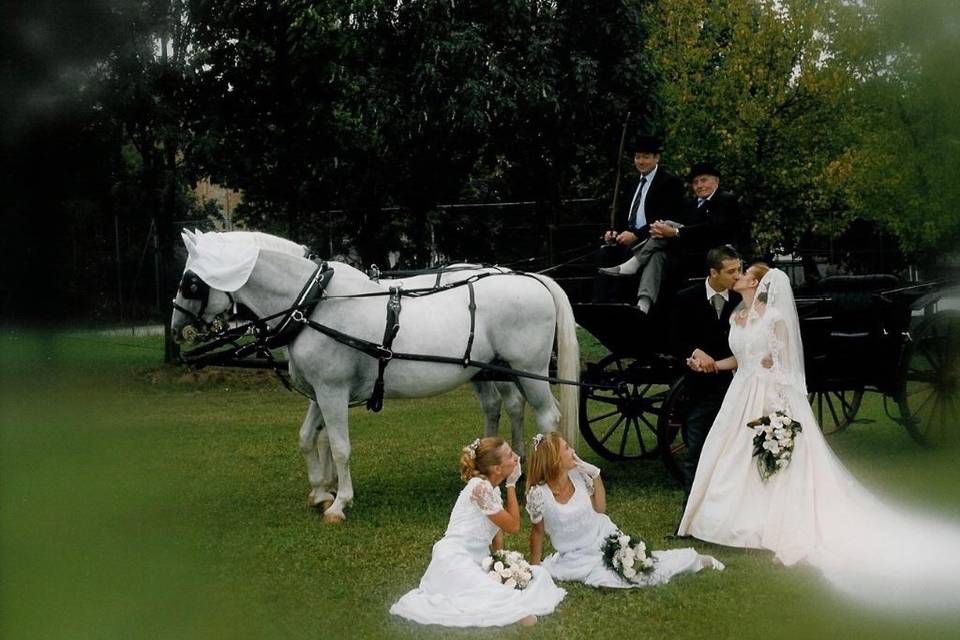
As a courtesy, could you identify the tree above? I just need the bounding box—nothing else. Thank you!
[649,0,880,257]
[92,0,201,360]
[823,0,960,261]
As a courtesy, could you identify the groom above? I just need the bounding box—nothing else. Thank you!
[670,245,743,502]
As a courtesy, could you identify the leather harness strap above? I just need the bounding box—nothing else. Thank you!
[367,286,403,412]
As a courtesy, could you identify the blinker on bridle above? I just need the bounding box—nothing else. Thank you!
[173,270,234,339]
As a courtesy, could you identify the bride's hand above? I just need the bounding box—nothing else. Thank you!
[761,354,773,369]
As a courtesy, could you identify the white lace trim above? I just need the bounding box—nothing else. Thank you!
[762,312,803,409]
[525,484,547,523]
[469,478,503,515]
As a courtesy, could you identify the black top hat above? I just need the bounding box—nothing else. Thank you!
[687,161,721,181]
[631,134,663,153]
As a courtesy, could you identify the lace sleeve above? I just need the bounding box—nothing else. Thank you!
[525,484,546,524]
[469,478,503,516]
[765,312,805,406]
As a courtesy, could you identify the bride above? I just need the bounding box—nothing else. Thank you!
[679,263,960,610]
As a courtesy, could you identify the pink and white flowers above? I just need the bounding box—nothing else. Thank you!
[746,410,803,480]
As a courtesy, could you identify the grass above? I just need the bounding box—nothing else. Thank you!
[2,330,960,639]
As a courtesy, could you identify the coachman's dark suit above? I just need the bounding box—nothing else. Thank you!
[674,190,743,276]
[604,168,685,304]
[616,168,686,242]
[670,282,742,499]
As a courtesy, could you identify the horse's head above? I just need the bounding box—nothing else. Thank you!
[171,269,236,344]
[171,230,259,344]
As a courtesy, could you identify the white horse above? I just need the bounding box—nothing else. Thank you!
[171,230,579,522]
[210,232,529,455]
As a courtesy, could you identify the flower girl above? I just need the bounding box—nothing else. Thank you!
[390,437,565,627]
[526,433,723,588]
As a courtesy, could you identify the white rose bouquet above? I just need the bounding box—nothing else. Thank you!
[482,549,533,590]
[746,409,803,481]
[601,531,654,583]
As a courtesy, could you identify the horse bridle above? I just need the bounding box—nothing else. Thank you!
[173,270,236,341]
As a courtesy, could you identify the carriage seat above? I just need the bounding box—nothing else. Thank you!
[815,274,899,373]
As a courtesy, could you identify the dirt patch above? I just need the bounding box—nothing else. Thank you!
[140,365,285,389]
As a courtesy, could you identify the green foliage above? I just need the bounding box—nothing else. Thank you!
[822,0,960,259]
[184,0,660,265]
[648,0,960,261]
[650,0,881,255]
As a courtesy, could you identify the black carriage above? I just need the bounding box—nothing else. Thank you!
[571,270,960,484]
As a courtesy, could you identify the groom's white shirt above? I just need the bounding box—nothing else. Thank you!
[705,279,729,303]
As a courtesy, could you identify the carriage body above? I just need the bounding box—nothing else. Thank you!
[568,270,959,482]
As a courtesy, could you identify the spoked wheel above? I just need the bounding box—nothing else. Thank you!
[579,354,671,461]
[807,389,864,435]
[657,376,690,485]
[896,310,960,447]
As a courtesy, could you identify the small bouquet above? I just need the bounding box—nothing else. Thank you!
[482,549,533,590]
[601,531,654,583]
[746,409,803,481]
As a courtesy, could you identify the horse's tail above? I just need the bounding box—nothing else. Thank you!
[530,274,580,445]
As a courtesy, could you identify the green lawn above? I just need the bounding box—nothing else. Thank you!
[2,331,959,639]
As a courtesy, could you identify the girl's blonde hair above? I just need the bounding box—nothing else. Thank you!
[459,436,507,482]
[526,432,566,489]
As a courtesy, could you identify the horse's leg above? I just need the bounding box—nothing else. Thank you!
[316,427,337,495]
[517,379,561,436]
[472,381,503,440]
[496,381,527,457]
[316,391,353,524]
[300,401,335,510]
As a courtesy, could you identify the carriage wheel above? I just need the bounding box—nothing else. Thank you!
[578,354,667,461]
[896,310,960,447]
[807,389,864,435]
[657,376,689,485]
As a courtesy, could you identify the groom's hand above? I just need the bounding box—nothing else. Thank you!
[691,349,717,373]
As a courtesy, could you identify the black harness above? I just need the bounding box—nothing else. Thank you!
[180,265,582,410]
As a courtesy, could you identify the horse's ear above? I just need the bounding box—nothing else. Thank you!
[182,230,198,256]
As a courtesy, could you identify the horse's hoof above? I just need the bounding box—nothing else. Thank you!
[322,512,345,524]
[320,499,334,512]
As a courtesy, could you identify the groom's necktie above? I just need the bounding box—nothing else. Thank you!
[627,176,648,229]
[710,293,725,319]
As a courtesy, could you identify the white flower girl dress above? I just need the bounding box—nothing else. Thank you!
[390,477,565,626]
[527,469,723,588]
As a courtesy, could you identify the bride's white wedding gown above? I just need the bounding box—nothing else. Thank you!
[678,269,960,610]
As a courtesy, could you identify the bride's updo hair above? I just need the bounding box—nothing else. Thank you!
[459,436,507,482]
[526,432,565,489]
[748,262,770,282]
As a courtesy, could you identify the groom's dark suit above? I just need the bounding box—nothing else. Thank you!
[670,282,742,499]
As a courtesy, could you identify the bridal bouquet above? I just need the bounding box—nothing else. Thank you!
[746,410,803,481]
[482,549,533,590]
[601,531,655,583]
